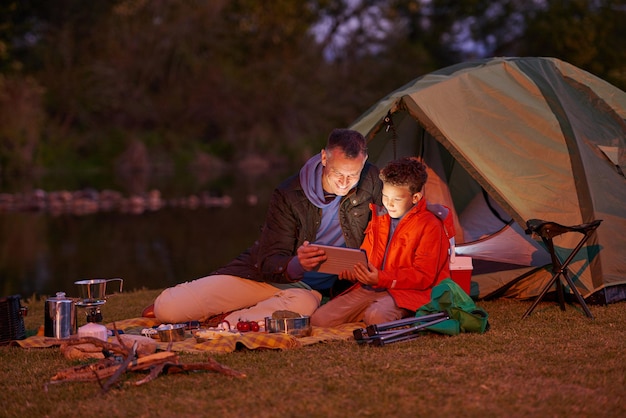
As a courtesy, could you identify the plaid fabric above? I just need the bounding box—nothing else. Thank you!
[14,317,364,353]
[189,331,300,353]
[14,335,56,349]
[13,317,161,349]
[300,322,364,345]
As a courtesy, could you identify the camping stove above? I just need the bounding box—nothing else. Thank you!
[74,278,123,324]
[76,299,106,323]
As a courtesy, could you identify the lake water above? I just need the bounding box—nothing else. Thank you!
[0,167,293,300]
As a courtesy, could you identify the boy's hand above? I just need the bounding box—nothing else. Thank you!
[338,269,357,281]
[353,262,379,285]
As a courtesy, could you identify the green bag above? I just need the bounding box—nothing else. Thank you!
[416,278,490,335]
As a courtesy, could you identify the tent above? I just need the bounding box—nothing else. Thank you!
[350,56,626,304]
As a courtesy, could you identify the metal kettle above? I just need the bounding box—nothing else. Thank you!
[44,292,77,339]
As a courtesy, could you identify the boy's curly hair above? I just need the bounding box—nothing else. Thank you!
[379,157,428,195]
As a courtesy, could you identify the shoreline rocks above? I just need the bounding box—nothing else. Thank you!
[0,188,235,215]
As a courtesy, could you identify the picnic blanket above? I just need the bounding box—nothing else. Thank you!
[14,317,364,353]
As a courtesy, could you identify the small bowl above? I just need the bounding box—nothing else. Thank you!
[156,324,186,342]
[265,316,312,338]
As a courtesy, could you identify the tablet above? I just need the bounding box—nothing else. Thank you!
[314,244,368,275]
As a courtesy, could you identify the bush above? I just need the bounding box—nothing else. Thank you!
[0,75,45,176]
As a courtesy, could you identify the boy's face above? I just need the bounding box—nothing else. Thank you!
[381,183,419,219]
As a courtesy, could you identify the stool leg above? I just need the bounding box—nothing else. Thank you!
[555,272,566,311]
[552,231,595,319]
[546,237,566,311]
[559,268,594,319]
[522,271,561,319]
[522,230,596,319]
[523,268,594,319]
[522,237,563,319]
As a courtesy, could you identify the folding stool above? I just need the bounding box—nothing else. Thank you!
[522,219,602,319]
[353,312,450,346]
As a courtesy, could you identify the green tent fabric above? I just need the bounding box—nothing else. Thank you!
[350,57,626,304]
[416,279,489,335]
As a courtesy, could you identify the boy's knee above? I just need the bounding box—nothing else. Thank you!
[363,305,402,326]
[310,307,333,327]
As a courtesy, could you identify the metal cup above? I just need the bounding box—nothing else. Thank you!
[74,278,123,302]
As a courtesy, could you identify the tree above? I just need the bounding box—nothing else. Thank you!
[521,0,626,90]
[2,0,624,179]
[28,0,341,159]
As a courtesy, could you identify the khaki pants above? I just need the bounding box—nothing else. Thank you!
[311,286,407,327]
[153,274,322,325]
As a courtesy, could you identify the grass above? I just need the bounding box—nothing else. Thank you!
[1,289,625,418]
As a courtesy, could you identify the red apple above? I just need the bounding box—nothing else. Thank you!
[236,321,250,332]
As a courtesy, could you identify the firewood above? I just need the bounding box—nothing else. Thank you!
[50,357,120,382]
[100,341,138,394]
[61,343,106,360]
[127,351,178,371]
[49,345,245,389]
[118,334,157,356]
[53,336,130,357]
[132,363,166,386]
[50,350,178,384]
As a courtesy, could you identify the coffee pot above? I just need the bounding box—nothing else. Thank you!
[44,292,77,339]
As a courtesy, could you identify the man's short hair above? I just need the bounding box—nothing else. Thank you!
[379,157,428,194]
[326,129,367,159]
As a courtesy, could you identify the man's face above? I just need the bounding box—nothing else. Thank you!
[381,183,419,219]
[320,149,366,196]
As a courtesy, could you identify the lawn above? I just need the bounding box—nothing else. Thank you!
[1,289,625,418]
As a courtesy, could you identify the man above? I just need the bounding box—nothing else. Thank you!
[150,128,382,324]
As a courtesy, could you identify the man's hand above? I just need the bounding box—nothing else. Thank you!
[297,241,328,271]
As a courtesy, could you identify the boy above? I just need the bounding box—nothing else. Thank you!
[310,157,450,327]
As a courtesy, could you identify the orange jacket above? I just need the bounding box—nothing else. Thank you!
[360,198,451,311]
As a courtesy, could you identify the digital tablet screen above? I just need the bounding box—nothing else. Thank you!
[314,244,368,275]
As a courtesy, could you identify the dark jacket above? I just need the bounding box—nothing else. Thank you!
[212,161,382,285]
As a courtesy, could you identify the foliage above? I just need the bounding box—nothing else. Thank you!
[0,0,624,182]
[0,75,45,175]
[521,0,626,89]
[1,289,625,417]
